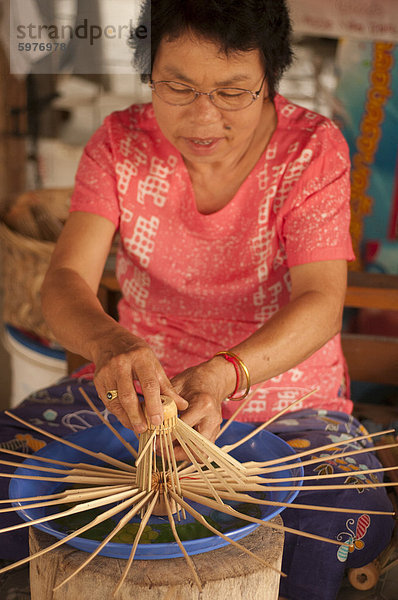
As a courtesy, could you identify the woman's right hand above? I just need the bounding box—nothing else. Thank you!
[40,212,187,434]
[91,326,188,434]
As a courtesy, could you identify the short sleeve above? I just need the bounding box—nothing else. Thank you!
[70,116,120,228]
[280,124,355,267]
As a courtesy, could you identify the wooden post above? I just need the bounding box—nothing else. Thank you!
[30,517,284,600]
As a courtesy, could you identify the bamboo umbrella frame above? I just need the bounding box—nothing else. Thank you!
[0,388,396,597]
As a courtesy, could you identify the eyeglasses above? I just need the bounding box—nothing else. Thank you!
[149,76,267,111]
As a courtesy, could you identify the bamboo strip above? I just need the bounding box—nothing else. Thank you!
[177,428,237,496]
[216,393,255,439]
[261,389,319,430]
[0,471,133,486]
[179,483,247,507]
[134,429,156,467]
[0,485,134,514]
[177,428,393,479]
[166,429,186,520]
[0,488,140,534]
[174,429,224,505]
[176,458,190,473]
[179,488,346,547]
[146,432,152,495]
[246,429,395,469]
[113,491,160,597]
[136,434,144,490]
[178,420,247,481]
[148,433,154,493]
[136,429,154,494]
[0,457,132,480]
[53,490,156,592]
[168,489,286,576]
[162,429,181,520]
[148,432,154,496]
[4,391,393,587]
[0,447,134,476]
[257,441,398,474]
[0,491,148,576]
[250,464,398,484]
[79,387,138,459]
[4,411,135,473]
[195,459,398,485]
[159,431,168,495]
[178,419,245,476]
[163,489,202,592]
[178,486,394,516]
[275,481,398,492]
[221,389,318,453]
[182,480,398,493]
[0,485,132,506]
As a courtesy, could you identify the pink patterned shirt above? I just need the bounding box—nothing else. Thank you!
[70,94,355,422]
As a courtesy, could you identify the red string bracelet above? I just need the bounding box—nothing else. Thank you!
[214,351,251,401]
[222,353,240,397]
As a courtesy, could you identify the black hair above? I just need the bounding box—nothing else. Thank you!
[129,0,293,100]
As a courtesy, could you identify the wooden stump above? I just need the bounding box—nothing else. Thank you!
[29,516,284,600]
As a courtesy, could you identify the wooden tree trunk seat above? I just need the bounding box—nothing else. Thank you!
[29,516,284,600]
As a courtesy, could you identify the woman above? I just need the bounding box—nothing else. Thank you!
[0,2,393,599]
[44,0,351,437]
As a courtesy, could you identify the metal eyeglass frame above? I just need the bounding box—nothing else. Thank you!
[149,75,267,111]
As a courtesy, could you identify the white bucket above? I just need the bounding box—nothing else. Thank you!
[3,326,67,408]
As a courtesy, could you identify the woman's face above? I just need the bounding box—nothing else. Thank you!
[151,32,269,167]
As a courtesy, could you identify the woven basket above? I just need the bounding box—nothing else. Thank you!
[0,221,57,342]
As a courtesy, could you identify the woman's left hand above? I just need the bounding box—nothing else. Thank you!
[170,357,234,459]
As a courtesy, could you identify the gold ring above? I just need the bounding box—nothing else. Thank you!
[106,390,118,401]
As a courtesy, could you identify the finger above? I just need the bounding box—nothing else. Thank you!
[167,378,191,412]
[172,420,220,462]
[115,367,148,433]
[110,409,132,431]
[196,417,220,444]
[171,434,208,463]
[94,371,146,435]
[179,394,221,437]
[172,444,191,462]
[173,395,222,460]
[94,378,132,430]
[159,384,189,412]
[133,360,164,427]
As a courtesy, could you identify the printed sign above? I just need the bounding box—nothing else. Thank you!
[288,0,398,42]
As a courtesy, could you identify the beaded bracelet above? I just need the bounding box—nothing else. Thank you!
[214,351,251,401]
